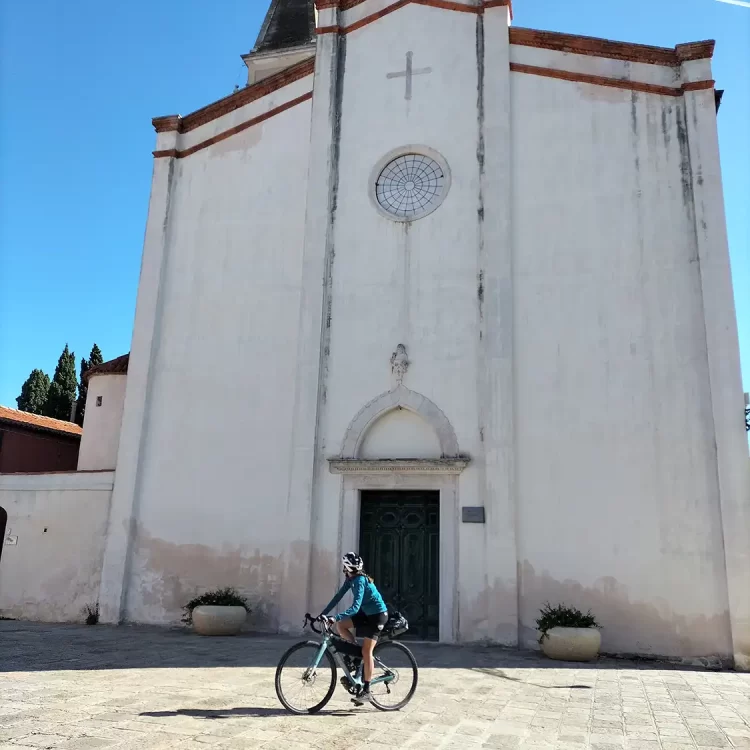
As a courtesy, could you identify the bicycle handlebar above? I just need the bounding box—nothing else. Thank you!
[304,613,332,635]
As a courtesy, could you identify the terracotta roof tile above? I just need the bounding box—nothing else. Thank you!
[85,353,129,382]
[0,406,83,437]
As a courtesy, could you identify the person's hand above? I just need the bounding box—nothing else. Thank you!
[321,615,335,626]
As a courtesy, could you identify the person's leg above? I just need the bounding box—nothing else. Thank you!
[361,637,376,691]
[335,618,356,643]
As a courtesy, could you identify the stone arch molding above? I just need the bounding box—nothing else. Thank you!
[340,385,460,459]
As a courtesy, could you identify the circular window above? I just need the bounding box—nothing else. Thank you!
[371,148,450,222]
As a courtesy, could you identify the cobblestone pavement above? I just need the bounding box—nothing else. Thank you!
[1,622,749,750]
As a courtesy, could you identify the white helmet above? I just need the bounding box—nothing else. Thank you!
[342,552,364,574]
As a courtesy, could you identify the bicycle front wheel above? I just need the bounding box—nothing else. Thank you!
[369,640,418,711]
[275,641,337,714]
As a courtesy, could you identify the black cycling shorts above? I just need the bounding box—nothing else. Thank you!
[350,610,388,640]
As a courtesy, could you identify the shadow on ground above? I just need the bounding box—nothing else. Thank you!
[0,621,714,675]
[140,706,356,719]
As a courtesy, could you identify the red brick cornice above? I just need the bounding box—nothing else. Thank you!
[675,41,715,61]
[510,62,714,97]
[151,57,314,136]
[152,149,179,159]
[683,79,715,92]
[510,62,680,96]
[152,115,181,133]
[511,29,716,67]
[317,0,484,34]
[511,28,679,65]
[153,92,312,160]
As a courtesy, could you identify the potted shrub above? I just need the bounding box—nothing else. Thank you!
[183,587,249,636]
[536,603,601,662]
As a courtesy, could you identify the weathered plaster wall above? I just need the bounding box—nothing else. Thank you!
[510,50,733,660]
[359,410,442,460]
[117,86,314,629]
[307,4,500,642]
[99,1,745,661]
[0,472,113,622]
[78,374,127,471]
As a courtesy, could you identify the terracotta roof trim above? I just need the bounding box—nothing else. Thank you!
[0,406,83,437]
[510,28,715,67]
[155,92,312,160]
[85,353,130,382]
[509,62,714,97]
[151,57,314,136]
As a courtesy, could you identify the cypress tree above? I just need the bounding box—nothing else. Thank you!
[45,344,78,421]
[16,369,51,414]
[76,344,104,426]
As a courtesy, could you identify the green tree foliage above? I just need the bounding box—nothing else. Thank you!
[16,369,51,414]
[75,344,104,426]
[44,344,78,421]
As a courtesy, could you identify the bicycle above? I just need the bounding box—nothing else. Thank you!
[274,613,418,714]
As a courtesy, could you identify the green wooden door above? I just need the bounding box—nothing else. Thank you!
[359,490,439,641]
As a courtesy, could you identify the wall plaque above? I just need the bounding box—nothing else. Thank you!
[461,506,485,524]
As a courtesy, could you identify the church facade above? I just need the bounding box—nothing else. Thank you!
[93,0,748,665]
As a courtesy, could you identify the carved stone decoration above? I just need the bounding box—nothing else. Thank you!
[390,344,409,385]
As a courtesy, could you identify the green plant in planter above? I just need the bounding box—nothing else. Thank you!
[182,587,250,625]
[536,602,599,643]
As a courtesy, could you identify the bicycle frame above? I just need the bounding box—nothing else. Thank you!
[304,619,394,689]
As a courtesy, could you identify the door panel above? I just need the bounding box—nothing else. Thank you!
[359,491,439,640]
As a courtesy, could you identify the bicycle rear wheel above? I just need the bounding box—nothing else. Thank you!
[275,641,337,714]
[369,640,418,711]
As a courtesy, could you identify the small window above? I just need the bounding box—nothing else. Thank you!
[96,396,103,407]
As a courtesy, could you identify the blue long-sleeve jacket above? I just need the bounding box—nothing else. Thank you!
[321,575,387,622]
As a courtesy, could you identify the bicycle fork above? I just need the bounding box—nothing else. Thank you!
[303,640,331,681]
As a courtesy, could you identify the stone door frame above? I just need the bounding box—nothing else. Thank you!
[330,386,469,643]
[329,455,468,644]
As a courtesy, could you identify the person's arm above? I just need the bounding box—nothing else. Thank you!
[320,579,350,616]
[334,576,366,621]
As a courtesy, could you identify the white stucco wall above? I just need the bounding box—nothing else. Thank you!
[306,3,504,643]
[359,410,442,460]
[511,51,733,659]
[100,0,746,662]
[115,84,314,630]
[78,374,127,471]
[0,472,113,622]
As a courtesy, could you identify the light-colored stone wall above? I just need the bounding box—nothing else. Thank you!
[78,374,127,471]
[511,45,737,660]
[307,3,498,644]
[95,2,747,665]
[100,76,315,631]
[0,472,113,622]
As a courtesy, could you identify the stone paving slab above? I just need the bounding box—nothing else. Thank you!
[0,622,748,749]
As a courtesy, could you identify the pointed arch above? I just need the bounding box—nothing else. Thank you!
[340,385,460,459]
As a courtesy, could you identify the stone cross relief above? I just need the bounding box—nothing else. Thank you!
[386,52,432,100]
[391,344,409,386]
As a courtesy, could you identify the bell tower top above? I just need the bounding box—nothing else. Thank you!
[243,0,316,85]
[253,0,315,53]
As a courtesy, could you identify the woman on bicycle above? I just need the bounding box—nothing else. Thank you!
[320,552,388,704]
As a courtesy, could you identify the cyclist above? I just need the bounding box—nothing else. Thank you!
[320,552,388,705]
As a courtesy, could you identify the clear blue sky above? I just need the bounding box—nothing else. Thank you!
[0,0,748,410]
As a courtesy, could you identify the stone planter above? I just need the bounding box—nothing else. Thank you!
[540,627,601,662]
[191,605,247,636]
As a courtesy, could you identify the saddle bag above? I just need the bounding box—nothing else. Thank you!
[384,609,409,638]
